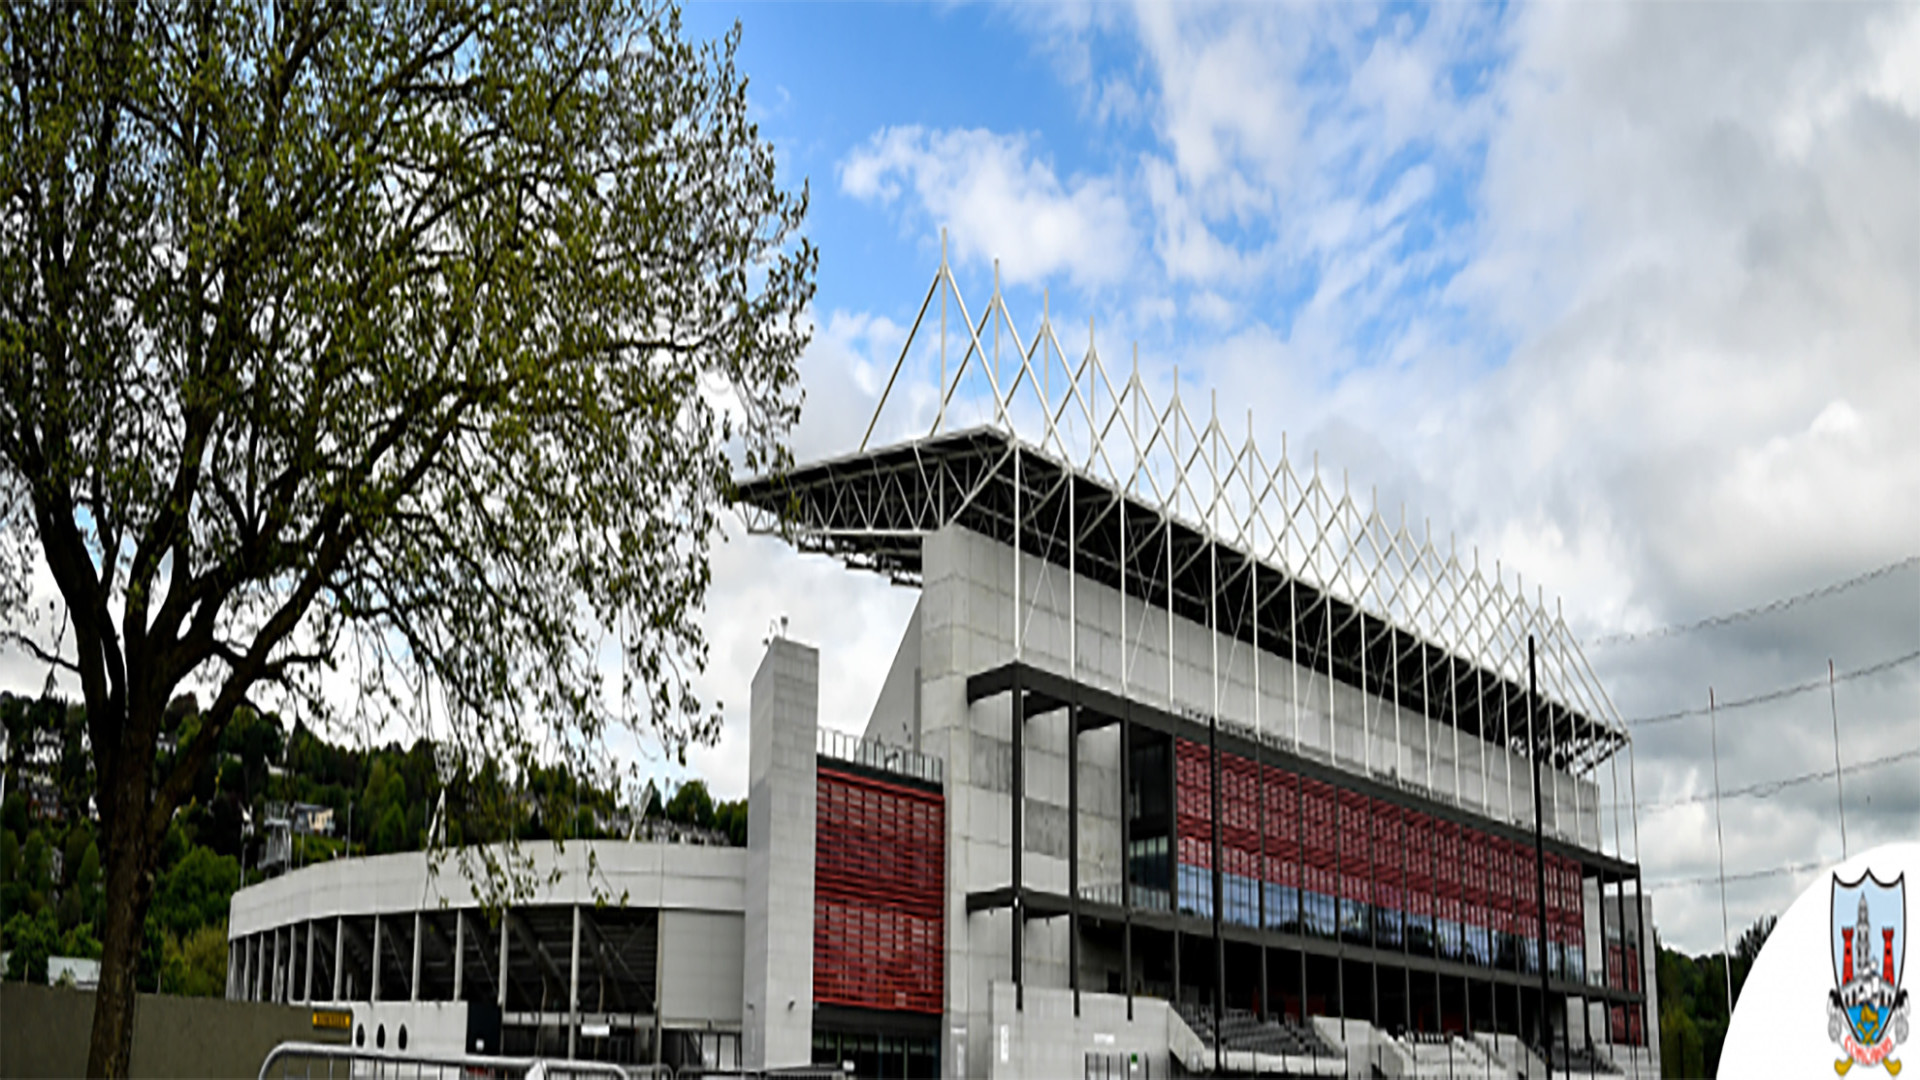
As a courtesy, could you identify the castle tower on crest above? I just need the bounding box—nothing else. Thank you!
[1855,893,1877,983]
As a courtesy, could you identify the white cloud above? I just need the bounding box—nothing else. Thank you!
[988,0,1920,953]
[1417,1,1920,952]
[840,126,1137,290]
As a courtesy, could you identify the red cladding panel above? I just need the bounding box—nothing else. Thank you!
[814,767,944,1014]
[1166,739,1590,946]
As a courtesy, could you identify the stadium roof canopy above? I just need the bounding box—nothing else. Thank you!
[735,253,1631,779]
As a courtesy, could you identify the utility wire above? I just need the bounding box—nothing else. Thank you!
[1613,741,1920,813]
[1591,554,1920,647]
[1623,648,1920,728]
[1647,859,1829,890]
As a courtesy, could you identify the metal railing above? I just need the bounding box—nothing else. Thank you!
[816,727,943,786]
[258,1042,639,1080]
[1077,880,1172,912]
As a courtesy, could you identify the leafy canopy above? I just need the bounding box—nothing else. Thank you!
[1,0,811,834]
[1,1,811,1071]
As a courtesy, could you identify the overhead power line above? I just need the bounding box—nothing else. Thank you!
[1591,554,1920,647]
[1647,859,1828,891]
[1618,740,1920,812]
[1623,648,1920,728]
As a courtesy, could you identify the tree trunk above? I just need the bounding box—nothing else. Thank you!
[86,728,159,1078]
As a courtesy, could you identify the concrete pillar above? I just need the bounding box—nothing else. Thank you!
[498,908,510,1010]
[411,912,422,1002]
[741,637,819,1071]
[569,904,582,1058]
[303,920,315,1003]
[332,916,344,1001]
[371,914,382,1002]
[454,910,466,1001]
[227,940,237,1000]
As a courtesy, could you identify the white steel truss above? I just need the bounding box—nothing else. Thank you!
[735,249,1638,864]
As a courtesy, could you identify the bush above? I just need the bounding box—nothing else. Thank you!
[2,908,59,983]
[161,922,229,998]
[149,846,240,939]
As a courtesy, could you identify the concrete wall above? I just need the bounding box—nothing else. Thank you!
[660,909,745,1026]
[916,523,1609,1078]
[742,637,819,1071]
[864,597,924,751]
[229,841,746,940]
[0,982,346,1079]
[984,982,1177,1080]
[1574,889,1662,1077]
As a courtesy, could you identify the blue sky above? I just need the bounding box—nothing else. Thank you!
[686,2,1514,393]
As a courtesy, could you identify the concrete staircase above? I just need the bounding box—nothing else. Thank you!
[1169,1003,1345,1075]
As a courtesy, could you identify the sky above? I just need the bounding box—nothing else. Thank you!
[667,0,1920,957]
[1,1,1914,959]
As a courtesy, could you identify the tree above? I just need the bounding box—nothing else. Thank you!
[160,921,228,998]
[664,778,715,830]
[712,797,748,846]
[148,845,237,940]
[1660,1000,1704,1079]
[0,2,813,1073]
[2,907,59,983]
[1655,912,1780,1078]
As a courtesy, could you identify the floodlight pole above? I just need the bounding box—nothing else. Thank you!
[1829,659,1848,860]
[1712,687,1734,1018]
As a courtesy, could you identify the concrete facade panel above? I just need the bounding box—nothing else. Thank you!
[660,909,745,1026]
[228,844,745,939]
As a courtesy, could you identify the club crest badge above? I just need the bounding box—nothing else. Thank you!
[1830,871,1910,1074]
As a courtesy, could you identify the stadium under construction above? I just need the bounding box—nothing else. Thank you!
[229,256,1658,1078]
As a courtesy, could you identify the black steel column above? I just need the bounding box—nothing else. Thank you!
[1561,983,1573,1075]
[1336,789,1346,1044]
[1013,666,1025,1012]
[1618,872,1632,1052]
[1171,731,1180,1012]
[1401,794,1412,1034]
[1173,927,1181,1016]
[1261,943,1270,1026]
[1369,792,1379,1030]
[1122,702,1133,1021]
[1258,718,1269,1020]
[1433,949,1443,1034]
[1530,635,1552,1078]
[1482,668,1496,1043]
[1490,852,1501,1041]
[1070,697,1081,1017]
[1464,969,1473,1046]
[1210,713,1224,1076]
[1296,765,1307,1028]
[1632,872,1649,1061]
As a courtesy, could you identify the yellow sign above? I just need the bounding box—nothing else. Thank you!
[311,1009,352,1031]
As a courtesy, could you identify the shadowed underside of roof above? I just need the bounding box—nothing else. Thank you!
[736,428,1624,774]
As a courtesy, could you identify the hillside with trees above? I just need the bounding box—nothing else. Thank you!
[1656,914,1777,1078]
[0,693,742,996]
